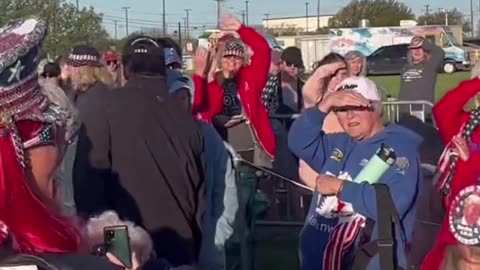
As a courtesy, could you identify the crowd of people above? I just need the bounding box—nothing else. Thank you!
[0,12,480,270]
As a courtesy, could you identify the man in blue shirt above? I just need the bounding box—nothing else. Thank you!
[288,76,422,270]
[167,69,239,270]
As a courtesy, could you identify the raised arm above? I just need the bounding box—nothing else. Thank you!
[423,40,445,70]
[302,62,347,108]
[192,48,224,117]
[288,108,334,172]
[433,78,480,144]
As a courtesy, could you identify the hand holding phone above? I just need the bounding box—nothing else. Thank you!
[104,225,133,269]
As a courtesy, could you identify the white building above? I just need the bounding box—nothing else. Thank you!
[262,15,333,33]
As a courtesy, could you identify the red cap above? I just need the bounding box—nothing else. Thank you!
[103,50,119,62]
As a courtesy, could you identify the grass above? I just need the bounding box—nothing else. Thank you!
[369,71,471,102]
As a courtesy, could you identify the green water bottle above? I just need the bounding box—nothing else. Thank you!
[353,143,397,184]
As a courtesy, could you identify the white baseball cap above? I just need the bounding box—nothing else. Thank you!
[337,76,381,101]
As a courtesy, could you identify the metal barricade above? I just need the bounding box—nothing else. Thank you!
[382,100,435,125]
[223,143,310,270]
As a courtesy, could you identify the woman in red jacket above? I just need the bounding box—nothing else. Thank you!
[192,14,275,159]
[421,78,480,270]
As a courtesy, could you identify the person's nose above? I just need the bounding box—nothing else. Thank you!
[346,110,356,120]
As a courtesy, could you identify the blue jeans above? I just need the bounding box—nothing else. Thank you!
[199,124,239,270]
[56,138,77,216]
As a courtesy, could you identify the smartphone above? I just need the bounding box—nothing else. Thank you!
[104,225,132,269]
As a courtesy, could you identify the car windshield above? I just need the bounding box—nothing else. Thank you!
[446,32,461,47]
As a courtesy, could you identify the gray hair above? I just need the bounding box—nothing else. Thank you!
[39,79,80,141]
[344,51,367,76]
[85,211,154,264]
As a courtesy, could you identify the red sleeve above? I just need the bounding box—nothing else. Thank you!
[206,80,224,116]
[191,75,224,117]
[237,25,271,97]
[192,75,207,113]
[433,78,480,144]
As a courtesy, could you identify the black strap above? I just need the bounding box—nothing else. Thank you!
[353,184,407,270]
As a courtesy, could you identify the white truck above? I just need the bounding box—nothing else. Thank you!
[329,25,470,73]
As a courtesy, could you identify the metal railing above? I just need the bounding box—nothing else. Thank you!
[269,100,436,128]
[382,100,435,126]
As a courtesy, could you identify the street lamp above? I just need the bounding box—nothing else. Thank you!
[305,2,309,32]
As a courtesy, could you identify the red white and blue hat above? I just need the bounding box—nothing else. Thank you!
[0,19,49,122]
[66,45,103,67]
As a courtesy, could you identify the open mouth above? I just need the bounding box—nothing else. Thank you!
[348,122,360,128]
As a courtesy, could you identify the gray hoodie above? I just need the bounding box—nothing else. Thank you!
[398,41,444,111]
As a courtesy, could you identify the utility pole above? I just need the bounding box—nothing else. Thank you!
[316,0,320,30]
[76,0,79,12]
[245,1,249,25]
[440,9,449,26]
[471,0,475,37]
[178,21,182,49]
[241,10,246,24]
[305,2,309,32]
[185,9,191,39]
[113,20,118,40]
[162,0,166,35]
[264,13,270,28]
[121,7,131,37]
[423,4,431,15]
[183,17,187,39]
[214,0,224,29]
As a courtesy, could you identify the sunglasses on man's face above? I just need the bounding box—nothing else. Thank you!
[107,60,118,66]
[285,62,301,69]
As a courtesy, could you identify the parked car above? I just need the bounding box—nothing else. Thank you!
[367,44,461,75]
[366,44,409,75]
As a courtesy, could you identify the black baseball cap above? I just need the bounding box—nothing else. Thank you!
[281,47,304,69]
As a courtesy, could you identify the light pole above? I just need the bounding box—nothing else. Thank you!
[185,9,191,38]
[471,0,474,37]
[245,1,249,25]
[121,7,131,37]
[316,0,320,30]
[305,2,309,32]
[162,0,166,35]
[264,13,270,29]
[214,0,224,29]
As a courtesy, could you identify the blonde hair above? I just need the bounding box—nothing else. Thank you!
[70,66,114,91]
[85,211,153,263]
[344,51,367,76]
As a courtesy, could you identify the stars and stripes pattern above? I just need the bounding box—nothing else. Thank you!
[438,108,480,197]
[66,53,102,67]
[323,215,365,270]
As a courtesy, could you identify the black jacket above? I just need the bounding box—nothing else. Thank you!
[73,76,206,266]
